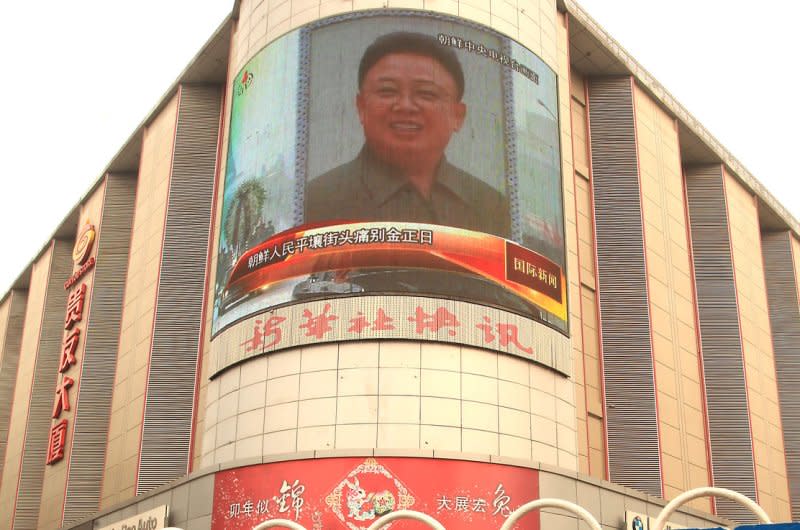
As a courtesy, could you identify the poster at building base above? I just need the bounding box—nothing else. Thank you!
[212,457,540,530]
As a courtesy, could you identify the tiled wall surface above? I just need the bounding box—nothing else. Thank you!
[555,6,592,484]
[634,86,711,510]
[568,66,604,481]
[725,172,791,520]
[200,341,577,470]
[90,472,214,530]
[101,95,179,509]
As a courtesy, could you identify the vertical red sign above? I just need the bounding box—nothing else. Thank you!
[47,223,96,466]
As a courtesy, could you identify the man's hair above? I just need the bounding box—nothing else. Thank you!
[358,32,465,100]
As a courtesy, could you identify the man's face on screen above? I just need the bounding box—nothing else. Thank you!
[356,52,466,170]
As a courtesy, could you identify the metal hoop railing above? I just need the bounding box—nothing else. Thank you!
[252,518,309,530]
[246,486,772,530]
[651,487,771,530]
[366,509,447,530]
[499,498,602,530]
[247,501,602,530]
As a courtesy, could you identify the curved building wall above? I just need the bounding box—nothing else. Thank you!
[200,0,579,473]
[200,342,577,466]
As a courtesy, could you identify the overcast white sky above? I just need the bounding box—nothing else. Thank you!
[0,1,797,294]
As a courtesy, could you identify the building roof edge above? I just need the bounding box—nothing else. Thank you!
[565,0,800,236]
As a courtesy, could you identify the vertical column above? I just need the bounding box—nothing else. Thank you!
[16,240,72,530]
[587,76,661,496]
[56,174,136,526]
[136,84,222,494]
[569,69,605,480]
[634,86,711,508]
[761,231,799,520]
[101,94,179,508]
[684,165,757,520]
[0,289,28,483]
[0,240,72,530]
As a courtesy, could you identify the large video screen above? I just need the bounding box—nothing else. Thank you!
[213,10,566,336]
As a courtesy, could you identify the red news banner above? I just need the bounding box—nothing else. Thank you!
[213,457,540,530]
[224,221,566,321]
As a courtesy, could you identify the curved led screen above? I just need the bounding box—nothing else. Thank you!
[214,10,566,338]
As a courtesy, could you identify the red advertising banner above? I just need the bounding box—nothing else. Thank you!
[212,457,540,530]
[221,222,566,322]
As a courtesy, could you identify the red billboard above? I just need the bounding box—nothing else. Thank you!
[212,457,540,530]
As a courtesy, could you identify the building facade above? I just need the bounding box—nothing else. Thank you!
[0,0,798,529]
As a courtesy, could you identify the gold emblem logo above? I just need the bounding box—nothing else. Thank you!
[72,223,96,265]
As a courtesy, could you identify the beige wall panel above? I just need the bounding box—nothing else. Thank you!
[0,299,10,367]
[0,290,27,486]
[551,7,584,478]
[724,170,791,520]
[553,7,584,476]
[570,66,604,479]
[100,95,178,509]
[570,67,586,104]
[36,182,106,529]
[634,85,711,509]
[0,246,53,529]
[201,341,578,470]
[571,100,590,193]
[192,84,227,474]
[586,415,604,478]
[793,235,800,312]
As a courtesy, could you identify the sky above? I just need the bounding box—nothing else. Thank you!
[0,0,798,294]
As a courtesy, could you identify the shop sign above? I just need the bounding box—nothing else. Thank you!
[97,505,169,530]
[46,222,96,465]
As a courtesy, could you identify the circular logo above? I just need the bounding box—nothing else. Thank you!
[73,223,96,265]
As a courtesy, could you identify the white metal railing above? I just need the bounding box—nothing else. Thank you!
[251,519,309,530]
[244,498,601,530]
[366,509,447,530]
[166,485,776,530]
[651,487,771,530]
[500,498,602,530]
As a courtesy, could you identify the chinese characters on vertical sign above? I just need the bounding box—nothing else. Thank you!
[46,223,96,465]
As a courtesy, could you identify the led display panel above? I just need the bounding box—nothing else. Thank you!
[214,10,566,338]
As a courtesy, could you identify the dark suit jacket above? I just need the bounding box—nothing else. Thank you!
[305,146,511,238]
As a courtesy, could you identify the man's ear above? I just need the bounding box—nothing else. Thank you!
[452,102,466,132]
[356,92,366,125]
